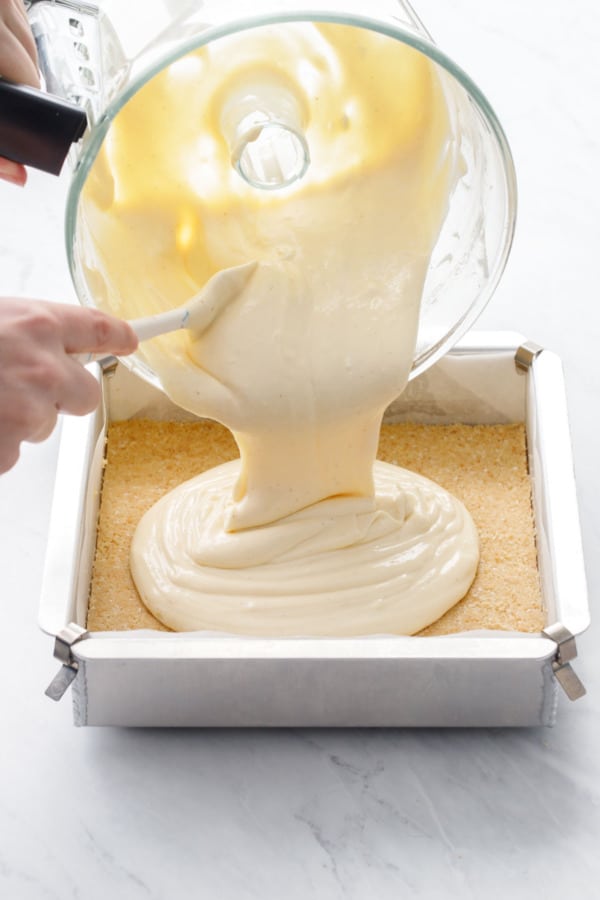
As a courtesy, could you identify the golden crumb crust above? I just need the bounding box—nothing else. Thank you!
[87,419,543,635]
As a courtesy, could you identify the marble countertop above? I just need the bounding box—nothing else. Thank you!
[1,2,598,897]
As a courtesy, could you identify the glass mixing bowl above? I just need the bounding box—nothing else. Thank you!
[29,0,516,387]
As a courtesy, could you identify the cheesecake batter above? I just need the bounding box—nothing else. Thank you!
[79,22,479,635]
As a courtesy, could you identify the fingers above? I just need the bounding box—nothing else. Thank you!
[0,21,39,86]
[0,1,39,86]
[0,156,27,186]
[10,301,138,357]
[8,303,137,409]
[0,299,138,473]
[57,305,139,356]
[56,355,102,415]
[0,345,101,470]
[0,433,20,474]
[26,406,58,443]
[8,0,38,73]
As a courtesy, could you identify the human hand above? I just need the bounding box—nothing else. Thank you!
[0,298,138,473]
[0,0,40,186]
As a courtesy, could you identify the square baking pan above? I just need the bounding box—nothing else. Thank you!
[39,331,589,726]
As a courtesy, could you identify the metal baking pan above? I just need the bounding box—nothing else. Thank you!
[39,331,589,726]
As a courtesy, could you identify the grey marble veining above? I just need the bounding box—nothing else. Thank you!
[1,1,599,897]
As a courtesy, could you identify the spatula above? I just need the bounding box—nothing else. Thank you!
[76,261,257,364]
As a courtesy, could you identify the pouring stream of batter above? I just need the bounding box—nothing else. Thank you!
[79,22,479,635]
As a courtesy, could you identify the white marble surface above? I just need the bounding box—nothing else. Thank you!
[1,2,599,897]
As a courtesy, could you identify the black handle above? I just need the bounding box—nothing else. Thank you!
[0,78,88,176]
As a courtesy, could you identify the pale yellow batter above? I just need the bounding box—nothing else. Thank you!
[78,22,479,635]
